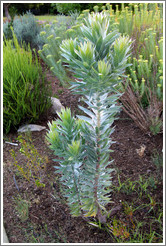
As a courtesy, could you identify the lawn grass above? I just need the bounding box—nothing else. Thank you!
[35,15,71,23]
[3,15,70,23]
[35,15,57,22]
[3,15,57,23]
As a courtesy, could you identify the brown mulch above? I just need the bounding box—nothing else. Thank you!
[3,69,163,243]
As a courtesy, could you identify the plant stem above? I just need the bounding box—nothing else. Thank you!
[94,94,106,223]
[72,166,84,217]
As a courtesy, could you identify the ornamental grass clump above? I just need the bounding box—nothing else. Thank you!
[3,31,51,134]
[47,12,132,223]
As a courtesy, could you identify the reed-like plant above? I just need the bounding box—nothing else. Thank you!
[47,12,132,222]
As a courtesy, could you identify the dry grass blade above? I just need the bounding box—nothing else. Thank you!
[120,83,150,133]
[120,81,163,135]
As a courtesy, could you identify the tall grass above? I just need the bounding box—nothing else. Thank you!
[3,31,51,134]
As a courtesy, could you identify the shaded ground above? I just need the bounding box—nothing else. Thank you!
[3,69,163,243]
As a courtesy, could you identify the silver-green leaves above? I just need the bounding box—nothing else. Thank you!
[60,13,132,95]
[47,12,131,222]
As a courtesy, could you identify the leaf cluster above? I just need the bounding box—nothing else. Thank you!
[60,12,132,95]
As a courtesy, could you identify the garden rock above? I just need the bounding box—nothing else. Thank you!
[50,97,64,114]
[3,226,9,243]
[17,124,46,133]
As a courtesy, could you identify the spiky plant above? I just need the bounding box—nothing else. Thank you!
[47,12,132,222]
[104,3,163,134]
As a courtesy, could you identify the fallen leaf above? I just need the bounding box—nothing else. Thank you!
[136,144,146,157]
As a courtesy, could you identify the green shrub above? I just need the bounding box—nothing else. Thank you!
[3,32,51,134]
[38,15,77,86]
[3,19,13,40]
[55,3,82,15]
[104,3,163,135]
[11,134,47,188]
[11,12,44,49]
[55,3,106,15]
[116,3,163,104]
[47,12,131,222]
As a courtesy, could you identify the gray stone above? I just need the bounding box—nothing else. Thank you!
[5,141,18,146]
[3,226,9,243]
[18,124,46,133]
[50,97,64,114]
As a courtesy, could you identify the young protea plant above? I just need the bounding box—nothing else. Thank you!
[47,12,132,223]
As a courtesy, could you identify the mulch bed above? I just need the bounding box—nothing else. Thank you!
[3,68,163,243]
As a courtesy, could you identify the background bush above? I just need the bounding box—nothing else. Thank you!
[13,12,44,48]
[3,3,129,17]
[3,3,121,17]
[3,19,13,40]
[38,15,77,86]
[3,32,51,134]
[54,3,81,15]
[102,3,163,135]
[52,3,121,15]
[3,3,51,17]
[3,12,44,49]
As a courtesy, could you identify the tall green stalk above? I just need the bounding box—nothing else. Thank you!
[3,30,51,133]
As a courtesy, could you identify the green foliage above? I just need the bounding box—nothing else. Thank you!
[21,222,67,243]
[38,16,76,86]
[47,108,85,217]
[14,195,30,222]
[3,19,14,40]
[3,32,51,133]
[104,3,163,135]
[89,172,163,243]
[108,206,163,243]
[5,3,105,16]
[11,134,48,187]
[61,13,131,95]
[4,3,46,16]
[113,173,159,197]
[55,3,105,15]
[49,3,57,14]
[11,12,44,48]
[8,5,18,18]
[47,12,131,222]
[152,151,163,176]
[55,3,81,15]
[125,32,163,108]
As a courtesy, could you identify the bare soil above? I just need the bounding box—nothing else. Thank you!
[3,69,163,243]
